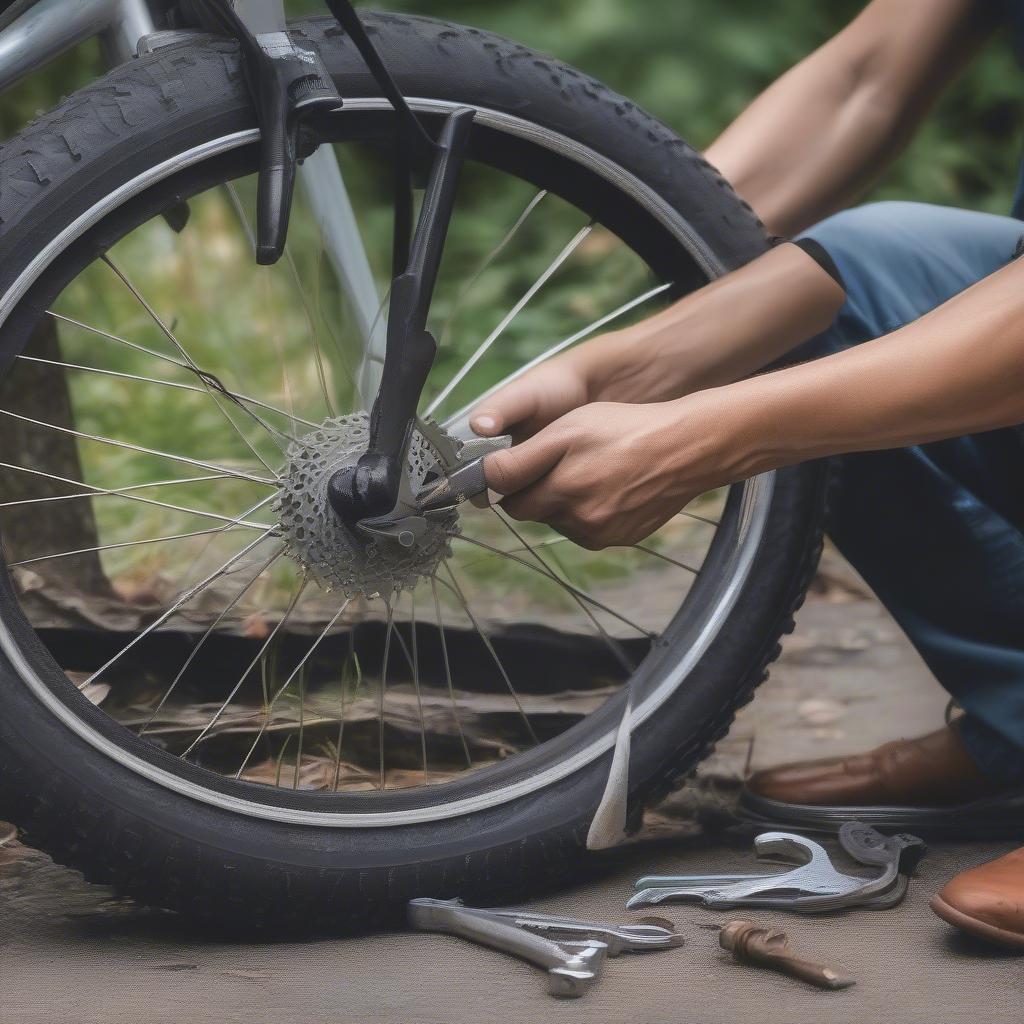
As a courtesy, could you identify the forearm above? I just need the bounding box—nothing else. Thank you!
[724,259,1024,476]
[705,0,994,236]
[577,243,844,404]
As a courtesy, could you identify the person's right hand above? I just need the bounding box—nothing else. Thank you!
[469,356,591,443]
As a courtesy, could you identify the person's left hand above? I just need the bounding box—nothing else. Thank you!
[484,394,750,549]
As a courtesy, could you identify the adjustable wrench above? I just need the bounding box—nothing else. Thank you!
[408,898,607,997]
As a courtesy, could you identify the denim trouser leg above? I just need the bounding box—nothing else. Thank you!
[797,202,1024,784]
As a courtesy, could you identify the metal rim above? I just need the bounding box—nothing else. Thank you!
[0,98,774,827]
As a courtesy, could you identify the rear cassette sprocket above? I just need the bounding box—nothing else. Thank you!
[274,413,458,597]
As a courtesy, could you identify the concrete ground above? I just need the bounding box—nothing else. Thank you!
[2,548,1021,1022]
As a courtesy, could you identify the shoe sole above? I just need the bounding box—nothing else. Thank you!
[737,788,1024,839]
[930,895,1024,951]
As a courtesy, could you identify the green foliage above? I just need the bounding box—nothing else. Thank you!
[3,2,1022,211]
[337,0,1022,214]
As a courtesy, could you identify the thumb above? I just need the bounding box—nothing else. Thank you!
[469,378,539,437]
[484,425,569,496]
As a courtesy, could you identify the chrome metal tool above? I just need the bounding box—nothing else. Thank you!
[407,898,682,997]
[475,907,684,955]
[628,823,925,913]
[355,422,510,547]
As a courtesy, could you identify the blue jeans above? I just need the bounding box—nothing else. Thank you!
[798,201,1024,785]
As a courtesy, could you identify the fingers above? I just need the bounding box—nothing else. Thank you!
[470,378,538,437]
[484,424,570,497]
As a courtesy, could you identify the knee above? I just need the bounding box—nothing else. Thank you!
[799,202,926,266]
[797,202,943,330]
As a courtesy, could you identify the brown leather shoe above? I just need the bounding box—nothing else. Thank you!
[745,725,1000,808]
[931,847,1024,950]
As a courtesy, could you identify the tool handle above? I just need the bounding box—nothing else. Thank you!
[408,899,606,995]
[773,955,855,990]
[720,921,855,990]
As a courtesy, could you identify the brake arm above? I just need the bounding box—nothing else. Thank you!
[327,107,476,525]
[198,2,481,529]
[195,1,342,265]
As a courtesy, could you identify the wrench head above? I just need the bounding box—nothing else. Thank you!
[752,831,830,867]
[839,822,927,873]
[546,942,605,998]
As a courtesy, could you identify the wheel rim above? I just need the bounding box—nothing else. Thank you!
[0,99,774,825]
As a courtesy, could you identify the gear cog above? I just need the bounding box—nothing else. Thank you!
[274,413,458,597]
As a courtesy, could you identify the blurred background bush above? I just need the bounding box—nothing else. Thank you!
[2,0,1022,213]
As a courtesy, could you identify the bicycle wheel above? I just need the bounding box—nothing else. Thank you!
[0,13,826,930]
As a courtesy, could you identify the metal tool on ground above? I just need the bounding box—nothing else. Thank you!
[628,822,926,912]
[477,907,684,955]
[719,919,856,990]
[407,898,682,997]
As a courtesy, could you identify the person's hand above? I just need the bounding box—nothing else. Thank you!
[483,392,751,549]
[469,357,591,443]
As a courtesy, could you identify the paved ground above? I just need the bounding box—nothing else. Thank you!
[2,548,1021,1022]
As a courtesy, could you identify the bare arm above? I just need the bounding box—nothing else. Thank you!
[484,259,1024,549]
[730,258,1024,468]
[471,0,999,440]
[705,0,997,236]
[470,244,845,440]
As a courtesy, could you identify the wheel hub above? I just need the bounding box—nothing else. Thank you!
[274,413,458,597]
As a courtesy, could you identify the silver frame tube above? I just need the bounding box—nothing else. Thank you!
[0,0,153,94]
[0,0,384,398]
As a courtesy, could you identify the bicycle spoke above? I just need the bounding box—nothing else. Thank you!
[226,184,301,432]
[9,522,270,569]
[457,533,574,571]
[0,465,271,530]
[102,256,283,473]
[493,509,634,674]
[355,280,397,405]
[0,462,234,503]
[283,244,337,417]
[379,597,395,790]
[424,223,594,416]
[677,509,720,528]
[235,596,352,779]
[332,639,361,792]
[632,543,700,574]
[431,574,472,771]
[437,190,549,350]
[293,663,306,788]
[223,180,257,252]
[443,282,671,428]
[227,182,354,421]
[182,574,309,757]
[452,533,655,638]
[141,547,286,734]
[0,408,276,485]
[437,563,538,746]
[48,311,318,429]
[408,591,428,785]
[15,355,300,445]
[79,511,277,688]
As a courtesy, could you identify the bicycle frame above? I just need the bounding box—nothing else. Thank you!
[0,0,387,403]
